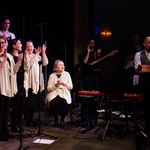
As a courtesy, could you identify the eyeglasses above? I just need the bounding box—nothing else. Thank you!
[0,42,6,45]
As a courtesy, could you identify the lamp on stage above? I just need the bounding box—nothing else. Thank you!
[100,24,112,43]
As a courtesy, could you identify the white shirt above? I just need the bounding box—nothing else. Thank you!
[0,31,15,40]
[134,50,150,69]
[0,53,18,97]
[24,53,48,96]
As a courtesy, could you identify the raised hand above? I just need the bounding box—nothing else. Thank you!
[35,46,41,55]
[41,44,47,53]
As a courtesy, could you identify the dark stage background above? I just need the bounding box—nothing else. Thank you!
[0,0,74,77]
[1,0,150,91]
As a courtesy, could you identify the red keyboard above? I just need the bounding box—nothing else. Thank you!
[78,90,105,97]
[123,93,144,102]
[110,93,144,102]
[78,90,144,102]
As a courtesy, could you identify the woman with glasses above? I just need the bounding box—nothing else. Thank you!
[0,36,21,141]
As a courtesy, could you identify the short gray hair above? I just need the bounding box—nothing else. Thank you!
[53,59,63,72]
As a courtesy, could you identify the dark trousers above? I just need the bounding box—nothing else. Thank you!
[49,95,69,123]
[10,90,25,127]
[0,95,11,134]
[24,89,39,124]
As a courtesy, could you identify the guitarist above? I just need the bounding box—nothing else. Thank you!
[78,39,103,78]
[78,38,103,91]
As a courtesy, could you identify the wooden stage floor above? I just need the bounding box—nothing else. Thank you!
[0,107,148,150]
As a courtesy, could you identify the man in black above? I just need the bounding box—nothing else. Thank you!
[78,38,103,91]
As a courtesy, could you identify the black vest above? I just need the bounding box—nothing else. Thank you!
[140,50,150,65]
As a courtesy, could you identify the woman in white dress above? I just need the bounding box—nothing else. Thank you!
[45,60,73,128]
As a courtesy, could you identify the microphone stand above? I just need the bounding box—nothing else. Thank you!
[18,18,31,45]
[35,23,58,140]
[18,52,29,150]
[18,57,29,150]
[37,61,44,135]
[17,18,24,150]
[35,60,58,140]
[18,18,30,150]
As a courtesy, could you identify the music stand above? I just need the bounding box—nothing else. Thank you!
[96,77,128,142]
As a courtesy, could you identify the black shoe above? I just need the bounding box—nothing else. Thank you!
[60,121,64,128]
[0,134,9,141]
[25,123,31,127]
[4,131,15,138]
[11,125,20,133]
[31,122,37,127]
[53,122,60,127]
[7,133,15,138]
[26,122,37,127]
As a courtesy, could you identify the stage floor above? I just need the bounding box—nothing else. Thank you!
[0,107,148,150]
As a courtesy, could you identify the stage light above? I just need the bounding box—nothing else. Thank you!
[100,24,112,43]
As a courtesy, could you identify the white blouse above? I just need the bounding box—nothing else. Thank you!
[45,71,73,106]
[0,53,18,97]
[0,31,15,40]
[24,53,48,96]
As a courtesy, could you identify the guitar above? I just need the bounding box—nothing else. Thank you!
[88,49,118,65]
[75,49,118,77]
